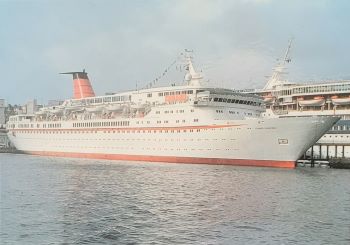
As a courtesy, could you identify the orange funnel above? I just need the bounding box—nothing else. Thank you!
[61,70,95,99]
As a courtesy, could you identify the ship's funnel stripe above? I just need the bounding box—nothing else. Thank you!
[61,70,95,99]
[73,78,95,99]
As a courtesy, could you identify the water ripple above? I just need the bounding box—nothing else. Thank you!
[1,154,350,244]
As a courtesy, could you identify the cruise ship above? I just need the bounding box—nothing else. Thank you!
[244,40,350,159]
[6,53,339,168]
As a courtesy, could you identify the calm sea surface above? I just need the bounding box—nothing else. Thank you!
[1,154,350,245]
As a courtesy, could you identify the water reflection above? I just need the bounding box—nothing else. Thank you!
[1,155,350,244]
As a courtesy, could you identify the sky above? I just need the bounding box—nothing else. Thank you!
[0,0,349,105]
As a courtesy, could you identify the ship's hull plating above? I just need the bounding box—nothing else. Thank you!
[7,117,338,168]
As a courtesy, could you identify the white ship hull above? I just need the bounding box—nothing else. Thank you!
[7,117,338,168]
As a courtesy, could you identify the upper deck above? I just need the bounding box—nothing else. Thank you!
[7,54,264,130]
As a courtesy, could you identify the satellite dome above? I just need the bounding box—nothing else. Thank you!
[185,73,192,82]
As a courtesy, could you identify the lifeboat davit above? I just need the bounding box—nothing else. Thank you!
[331,95,350,106]
[298,96,325,107]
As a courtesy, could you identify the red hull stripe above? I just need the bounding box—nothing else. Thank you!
[26,151,296,168]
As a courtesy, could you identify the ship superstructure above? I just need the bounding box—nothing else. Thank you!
[7,53,339,168]
[245,40,350,159]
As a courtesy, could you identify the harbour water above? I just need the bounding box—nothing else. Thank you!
[1,154,350,244]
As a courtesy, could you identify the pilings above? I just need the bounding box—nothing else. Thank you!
[300,143,350,167]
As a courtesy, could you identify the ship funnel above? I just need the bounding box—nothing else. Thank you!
[60,69,95,99]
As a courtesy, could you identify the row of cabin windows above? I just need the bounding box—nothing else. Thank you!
[228,111,253,116]
[17,124,30,128]
[156,119,199,124]
[218,110,254,116]
[73,121,130,128]
[17,123,63,128]
[324,135,350,138]
[16,126,248,135]
[16,129,204,134]
[47,123,61,128]
[158,90,194,97]
[156,109,192,114]
[331,125,350,131]
[136,121,150,124]
[68,95,131,107]
[15,119,201,129]
[229,111,238,114]
[17,123,60,129]
[84,95,130,104]
[291,83,350,95]
[213,98,261,106]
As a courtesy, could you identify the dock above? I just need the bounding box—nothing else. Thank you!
[0,128,21,153]
[298,143,350,169]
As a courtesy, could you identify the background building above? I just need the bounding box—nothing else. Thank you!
[0,99,5,127]
[26,99,37,114]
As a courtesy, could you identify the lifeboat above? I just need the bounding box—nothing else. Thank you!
[35,109,48,116]
[65,105,83,113]
[331,95,350,106]
[298,96,325,107]
[85,106,105,113]
[51,107,64,115]
[105,104,123,112]
[263,95,275,104]
[130,103,147,110]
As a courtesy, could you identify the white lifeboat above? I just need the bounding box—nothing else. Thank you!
[85,106,105,113]
[65,105,83,112]
[130,103,147,110]
[51,107,64,115]
[35,109,48,116]
[298,96,325,107]
[331,96,350,106]
[105,104,123,112]
[263,95,275,104]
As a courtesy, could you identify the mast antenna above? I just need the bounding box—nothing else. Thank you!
[262,38,293,91]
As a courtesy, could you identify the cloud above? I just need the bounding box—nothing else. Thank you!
[1,0,350,104]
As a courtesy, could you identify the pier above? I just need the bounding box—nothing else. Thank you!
[0,128,20,153]
[299,143,350,168]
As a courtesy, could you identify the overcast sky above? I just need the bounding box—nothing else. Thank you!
[1,0,349,105]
